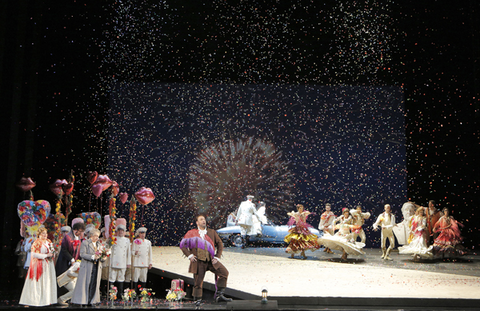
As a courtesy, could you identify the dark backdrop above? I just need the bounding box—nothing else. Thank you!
[1,0,479,298]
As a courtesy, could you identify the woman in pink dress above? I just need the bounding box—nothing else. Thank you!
[432,207,467,258]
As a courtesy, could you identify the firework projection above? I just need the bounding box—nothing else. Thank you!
[190,137,295,226]
[107,83,406,247]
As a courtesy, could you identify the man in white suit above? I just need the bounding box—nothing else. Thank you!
[57,260,81,306]
[109,224,131,299]
[132,227,152,291]
[373,204,396,260]
[235,195,260,248]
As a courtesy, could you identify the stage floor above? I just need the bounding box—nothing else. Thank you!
[2,246,479,310]
[152,246,480,300]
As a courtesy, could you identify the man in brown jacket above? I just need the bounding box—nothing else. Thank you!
[180,215,232,305]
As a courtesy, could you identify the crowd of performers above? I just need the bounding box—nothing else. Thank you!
[317,200,466,261]
[16,217,152,307]
[232,196,467,262]
[180,195,468,307]
[15,196,468,308]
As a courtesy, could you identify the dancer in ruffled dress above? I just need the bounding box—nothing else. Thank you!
[19,226,57,307]
[284,204,320,259]
[318,203,335,253]
[393,202,418,246]
[432,207,467,258]
[317,208,365,261]
[398,207,433,260]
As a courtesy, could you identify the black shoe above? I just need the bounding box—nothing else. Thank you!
[215,290,232,303]
[194,297,203,308]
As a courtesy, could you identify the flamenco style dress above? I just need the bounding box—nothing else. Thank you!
[432,216,467,257]
[284,211,320,255]
[317,215,365,257]
[19,238,57,306]
[398,216,433,259]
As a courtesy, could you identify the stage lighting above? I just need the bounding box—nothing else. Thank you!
[261,288,268,304]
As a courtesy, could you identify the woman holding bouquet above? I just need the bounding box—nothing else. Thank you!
[19,226,57,306]
[72,228,109,305]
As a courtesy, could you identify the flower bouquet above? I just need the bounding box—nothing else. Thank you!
[109,284,118,301]
[122,288,136,302]
[138,285,155,303]
[95,243,111,261]
[48,241,59,260]
[166,288,186,302]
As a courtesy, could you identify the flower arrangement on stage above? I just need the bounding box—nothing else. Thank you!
[78,212,102,229]
[138,285,155,303]
[53,199,62,249]
[166,288,186,302]
[51,237,61,255]
[95,243,111,261]
[108,197,117,246]
[109,284,118,301]
[17,199,50,236]
[64,172,74,222]
[122,288,136,302]
[128,197,137,242]
[65,191,73,219]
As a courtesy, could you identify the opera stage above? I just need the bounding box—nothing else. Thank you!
[3,246,479,310]
[149,246,480,309]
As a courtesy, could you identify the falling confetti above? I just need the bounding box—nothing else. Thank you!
[15,0,478,249]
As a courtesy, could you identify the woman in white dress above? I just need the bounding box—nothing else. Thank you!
[398,207,433,260]
[19,226,57,307]
[317,208,365,261]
